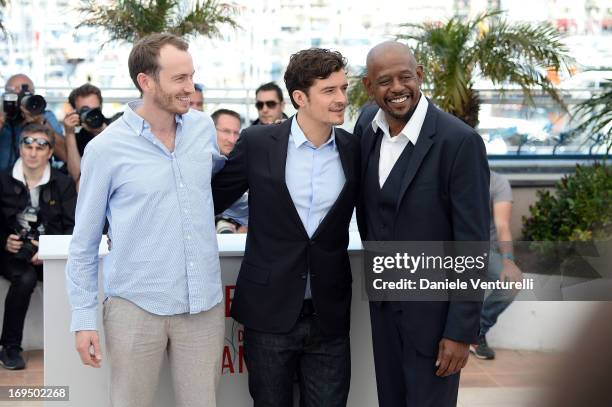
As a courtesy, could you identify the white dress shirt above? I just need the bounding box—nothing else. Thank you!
[371,94,428,187]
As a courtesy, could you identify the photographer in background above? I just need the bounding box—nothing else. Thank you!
[0,74,66,172]
[63,84,107,186]
[190,83,205,111]
[0,124,76,370]
[211,108,248,234]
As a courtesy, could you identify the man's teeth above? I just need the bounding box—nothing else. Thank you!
[178,96,190,102]
[390,96,408,103]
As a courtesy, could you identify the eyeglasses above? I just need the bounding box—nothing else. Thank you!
[255,100,279,110]
[216,127,240,137]
[20,136,50,148]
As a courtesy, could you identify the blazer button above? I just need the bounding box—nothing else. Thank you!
[309,241,316,246]
[310,273,317,278]
[300,274,307,279]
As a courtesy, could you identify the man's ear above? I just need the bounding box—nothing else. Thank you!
[416,65,424,86]
[292,90,308,109]
[362,76,372,97]
[137,73,152,94]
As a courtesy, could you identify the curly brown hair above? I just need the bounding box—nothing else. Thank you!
[284,48,347,109]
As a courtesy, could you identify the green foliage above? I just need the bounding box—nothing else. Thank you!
[76,0,239,45]
[347,68,368,118]
[348,11,572,126]
[572,80,612,155]
[522,164,612,242]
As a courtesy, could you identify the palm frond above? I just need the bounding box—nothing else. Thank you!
[572,82,612,153]
[76,0,239,45]
[393,11,571,128]
[172,0,240,38]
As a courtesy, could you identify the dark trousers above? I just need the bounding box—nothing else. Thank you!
[1,257,42,349]
[480,251,519,336]
[243,300,351,407]
[370,302,460,407]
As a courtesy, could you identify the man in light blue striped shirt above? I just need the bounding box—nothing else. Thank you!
[66,33,227,407]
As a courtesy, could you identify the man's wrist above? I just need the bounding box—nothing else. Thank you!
[500,252,515,262]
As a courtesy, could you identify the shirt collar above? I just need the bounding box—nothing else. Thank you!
[371,93,428,145]
[290,114,336,149]
[124,100,184,136]
[12,158,51,189]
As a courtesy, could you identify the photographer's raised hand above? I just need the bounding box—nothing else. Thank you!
[5,234,23,254]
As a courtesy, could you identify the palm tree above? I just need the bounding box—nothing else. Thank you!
[571,80,612,156]
[349,11,572,128]
[76,0,239,44]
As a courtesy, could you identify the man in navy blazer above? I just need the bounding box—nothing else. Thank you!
[213,49,360,407]
[355,41,490,406]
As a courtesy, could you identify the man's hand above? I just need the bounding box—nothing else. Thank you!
[500,259,523,283]
[30,240,42,265]
[435,338,469,377]
[63,111,80,135]
[0,111,5,128]
[5,234,23,254]
[75,330,102,368]
[20,106,45,125]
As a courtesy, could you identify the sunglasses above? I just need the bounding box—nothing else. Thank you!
[255,100,279,110]
[20,136,51,148]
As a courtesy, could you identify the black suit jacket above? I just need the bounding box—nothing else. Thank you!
[355,101,490,356]
[213,117,360,335]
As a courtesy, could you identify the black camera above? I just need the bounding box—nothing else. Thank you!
[77,106,105,129]
[14,206,45,263]
[2,84,47,121]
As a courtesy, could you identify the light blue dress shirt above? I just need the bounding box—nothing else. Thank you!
[66,101,226,332]
[286,116,346,298]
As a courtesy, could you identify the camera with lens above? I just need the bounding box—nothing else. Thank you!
[13,206,46,263]
[77,106,106,129]
[2,84,47,121]
[215,216,240,234]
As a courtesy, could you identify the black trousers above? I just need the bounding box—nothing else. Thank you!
[1,257,42,349]
[369,302,460,407]
[243,300,351,407]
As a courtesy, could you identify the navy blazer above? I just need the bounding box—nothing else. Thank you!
[355,101,490,355]
[212,117,360,335]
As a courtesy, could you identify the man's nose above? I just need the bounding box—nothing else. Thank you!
[390,77,404,93]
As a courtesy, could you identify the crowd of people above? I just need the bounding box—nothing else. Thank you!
[0,33,526,407]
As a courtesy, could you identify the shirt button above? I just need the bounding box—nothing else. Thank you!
[189,262,194,267]
[186,235,191,240]
[180,183,184,188]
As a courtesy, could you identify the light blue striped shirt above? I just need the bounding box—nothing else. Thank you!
[66,100,226,332]
[286,116,346,298]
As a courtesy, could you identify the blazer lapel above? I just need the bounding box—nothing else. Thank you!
[268,118,309,238]
[361,125,382,184]
[395,103,437,212]
[311,130,353,240]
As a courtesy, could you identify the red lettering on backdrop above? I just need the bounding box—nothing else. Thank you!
[225,285,235,317]
[222,346,234,374]
[221,345,247,374]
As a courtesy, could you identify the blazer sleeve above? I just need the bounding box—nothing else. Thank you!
[443,131,490,344]
[212,129,250,215]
